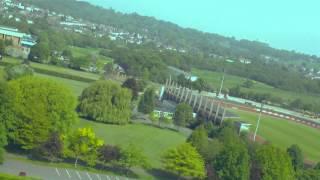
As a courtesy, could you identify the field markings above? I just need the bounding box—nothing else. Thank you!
[65,169,71,178]
[96,174,102,180]
[76,170,82,179]
[86,172,93,180]
[55,168,61,176]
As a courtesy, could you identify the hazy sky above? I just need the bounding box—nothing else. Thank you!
[85,0,320,56]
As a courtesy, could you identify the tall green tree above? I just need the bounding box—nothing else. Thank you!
[287,144,304,171]
[78,80,132,124]
[173,103,194,127]
[138,88,155,114]
[29,42,50,63]
[187,125,209,158]
[64,127,104,167]
[122,78,141,100]
[254,144,295,180]
[214,142,250,180]
[0,124,7,164]
[162,143,206,179]
[5,77,77,150]
[0,39,5,55]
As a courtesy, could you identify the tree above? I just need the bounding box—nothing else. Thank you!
[0,124,7,164]
[187,125,209,158]
[314,162,320,170]
[138,88,155,114]
[4,77,77,150]
[0,39,5,55]
[254,144,295,180]
[242,79,254,88]
[287,144,304,171]
[69,56,90,70]
[29,42,50,63]
[4,64,34,80]
[65,127,104,167]
[32,132,63,162]
[78,80,132,124]
[214,142,250,180]
[173,103,194,127]
[162,143,206,179]
[118,144,149,171]
[297,169,320,180]
[122,78,141,100]
[98,145,121,163]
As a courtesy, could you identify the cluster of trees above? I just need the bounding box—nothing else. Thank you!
[174,122,320,180]
[78,80,132,125]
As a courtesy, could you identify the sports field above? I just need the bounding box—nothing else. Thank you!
[230,109,320,162]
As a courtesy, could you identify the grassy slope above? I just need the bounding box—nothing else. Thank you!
[76,119,187,168]
[231,109,320,162]
[192,68,320,103]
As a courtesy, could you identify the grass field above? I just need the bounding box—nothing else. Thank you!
[230,109,320,162]
[192,68,320,104]
[2,57,101,81]
[76,119,187,168]
[0,173,40,180]
[35,73,90,96]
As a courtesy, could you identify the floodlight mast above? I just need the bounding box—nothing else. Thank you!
[253,102,264,142]
[217,69,225,98]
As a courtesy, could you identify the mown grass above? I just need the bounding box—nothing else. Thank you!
[192,68,320,104]
[2,57,101,81]
[76,119,187,169]
[229,109,320,162]
[35,73,90,96]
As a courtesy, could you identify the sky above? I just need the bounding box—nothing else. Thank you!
[84,0,320,56]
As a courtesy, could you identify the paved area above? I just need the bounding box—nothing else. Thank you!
[0,159,130,180]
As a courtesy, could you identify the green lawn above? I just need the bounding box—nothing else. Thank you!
[76,119,187,168]
[35,73,90,96]
[192,68,320,104]
[2,57,101,81]
[230,109,320,162]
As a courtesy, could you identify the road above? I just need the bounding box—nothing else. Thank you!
[0,159,129,180]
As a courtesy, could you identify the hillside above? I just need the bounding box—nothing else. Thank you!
[26,0,319,62]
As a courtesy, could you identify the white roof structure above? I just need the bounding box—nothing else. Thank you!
[0,26,26,38]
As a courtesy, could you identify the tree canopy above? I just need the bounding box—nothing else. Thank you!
[254,144,295,180]
[138,88,155,114]
[173,103,194,127]
[78,80,132,124]
[287,144,304,171]
[162,143,206,179]
[4,76,77,150]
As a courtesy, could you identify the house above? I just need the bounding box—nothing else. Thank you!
[0,26,37,58]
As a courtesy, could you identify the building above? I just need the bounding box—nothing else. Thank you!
[0,26,36,58]
[234,121,252,134]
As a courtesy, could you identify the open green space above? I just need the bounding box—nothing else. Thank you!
[2,57,101,81]
[230,109,320,162]
[35,73,90,96]
[69,46,113,70]
[192,68,320,104]
[76,119,187,168]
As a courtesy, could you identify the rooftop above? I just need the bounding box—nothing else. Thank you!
[0,26,26,38]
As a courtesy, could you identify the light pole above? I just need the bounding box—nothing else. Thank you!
[217,69,225,98]
[253,101,264,142]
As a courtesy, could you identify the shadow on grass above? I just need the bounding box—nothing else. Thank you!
[146,168,177,180]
